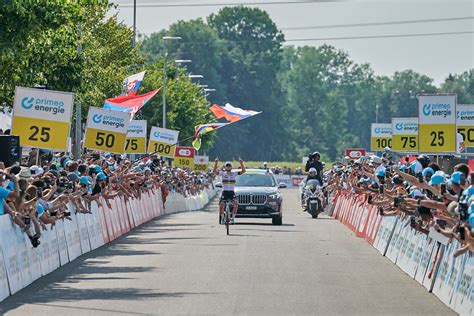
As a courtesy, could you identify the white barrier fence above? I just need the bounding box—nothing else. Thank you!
[330,194,473,315]
[0,187,217,302]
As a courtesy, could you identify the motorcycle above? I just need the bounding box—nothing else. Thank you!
[301,179,324,218]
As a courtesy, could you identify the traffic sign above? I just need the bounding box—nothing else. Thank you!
[83,107,130,154]
[345,148,366,159]
[125,120,147,154]
[370,123,392,151]
[11,86,74,151]
[174,146,195,169]
[418,94,456,153]
[391,117,418,152]
[147,126,179,158]
[194,155,209,172]
[456,104,474,147]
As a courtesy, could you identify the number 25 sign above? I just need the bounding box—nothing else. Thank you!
[418,94,456,153]
[84,108,130,154]
[11,86,74,151]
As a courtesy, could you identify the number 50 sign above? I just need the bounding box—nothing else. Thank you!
[418,94,456,153]
[84,108,130,154]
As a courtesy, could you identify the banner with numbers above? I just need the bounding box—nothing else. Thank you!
[418,94,456,153]
[11,86,74,151]
[84,107,130,154]
[147,126,179,158]
[174,147,195,169]
[456,104,474,147]
[125,120,147,154]
[370,123,392,151]
[194,156,209,172]
[391,118,418,152]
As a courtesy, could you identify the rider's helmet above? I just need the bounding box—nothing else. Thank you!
[312,152,320,159]
[224,161,232,170]
[308,167,317,176]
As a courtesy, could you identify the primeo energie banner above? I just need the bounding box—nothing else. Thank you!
[418,94,456,153]
[370,123,392,151]
[84,107,130,154]
[11,86,74,151]
[456,104,474,147]
[147,127,179,158]
[125,120,147,154]
[391,117,418,152]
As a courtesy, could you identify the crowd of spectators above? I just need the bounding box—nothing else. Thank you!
[326,153,474,257]
[0,150,214,248]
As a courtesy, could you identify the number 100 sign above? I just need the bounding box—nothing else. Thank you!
[418,95,456,153]
[84,107,130,154]
[11,87,74,151]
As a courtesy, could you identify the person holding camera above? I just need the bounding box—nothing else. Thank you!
[305,152,324,184]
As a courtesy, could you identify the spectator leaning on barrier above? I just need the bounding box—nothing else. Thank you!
[0,149,215,249]
[326,153,474,258]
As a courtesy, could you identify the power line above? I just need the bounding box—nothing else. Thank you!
[285,30,474,42]
[282,16,474,31]
[161,30,473,45]
[118,0,341,8]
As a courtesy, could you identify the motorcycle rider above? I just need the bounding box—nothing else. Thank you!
[305,152,324,185]
[301,168,320,210]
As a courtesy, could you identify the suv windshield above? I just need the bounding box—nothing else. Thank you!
[236,173,276,187]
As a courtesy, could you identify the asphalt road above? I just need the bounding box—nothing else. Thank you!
[0,189,454,315]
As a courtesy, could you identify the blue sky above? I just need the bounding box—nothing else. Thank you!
[111,0,473,85]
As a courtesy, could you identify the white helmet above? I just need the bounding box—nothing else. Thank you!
[309,167,317,173]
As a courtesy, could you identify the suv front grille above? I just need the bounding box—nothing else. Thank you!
[238,194,252,205]
[237,194,267,205]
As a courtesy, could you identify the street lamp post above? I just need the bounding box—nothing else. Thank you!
[162,36,181,128]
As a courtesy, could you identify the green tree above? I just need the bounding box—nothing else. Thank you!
[141,19,226,103]
[441,70,474,104]
[207,6,287,161]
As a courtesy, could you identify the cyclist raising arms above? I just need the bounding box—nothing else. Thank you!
[213,158,246,224]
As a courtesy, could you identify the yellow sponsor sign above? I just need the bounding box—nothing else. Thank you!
[457,126,474,147]
[84,128,127,154]
[174,157,195,168]
[125,137,147,154]
[371,137,392,151]
[392,135,418,151]
[418,94,456,153]
[148,140,176,158]
[11,87,74,151]
[174,146,195,169]
[391,117,418,152]
[11,116,70,151]
[194,164,208,172]
[419,124,456,153]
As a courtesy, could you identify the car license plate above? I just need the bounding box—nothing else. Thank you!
[246,206,257,210]
[310,200,317,204]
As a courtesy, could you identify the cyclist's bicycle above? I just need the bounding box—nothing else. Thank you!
[221,199,233,235]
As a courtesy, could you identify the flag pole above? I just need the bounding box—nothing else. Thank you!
[133,112,261,163]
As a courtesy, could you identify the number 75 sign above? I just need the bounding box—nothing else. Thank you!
[84,107,130,154]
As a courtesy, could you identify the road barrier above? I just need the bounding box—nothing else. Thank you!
[328,194,473,315]
[0,187,217,302]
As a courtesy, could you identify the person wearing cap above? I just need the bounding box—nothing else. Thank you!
[0,168,20,217]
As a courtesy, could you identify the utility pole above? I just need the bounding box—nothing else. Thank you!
[162,36,181,128]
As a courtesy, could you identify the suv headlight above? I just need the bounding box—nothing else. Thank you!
[268,193,280,199]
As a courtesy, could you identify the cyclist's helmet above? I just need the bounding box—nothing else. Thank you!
[313,152,320,159]
[417,154,430,168]
[224,161,232,168]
